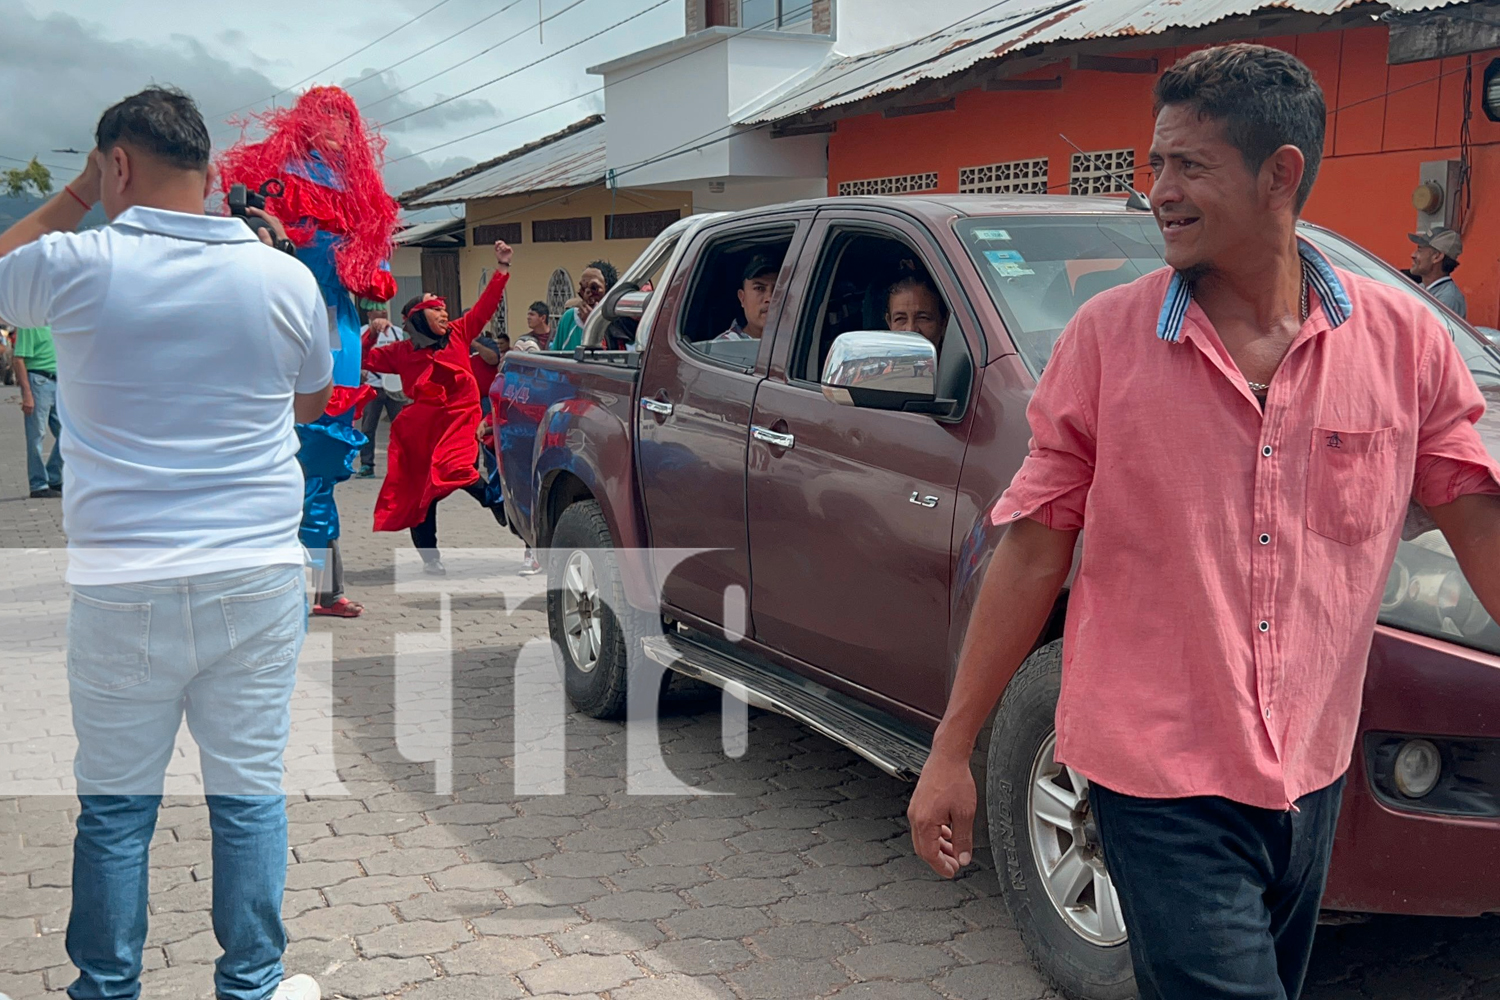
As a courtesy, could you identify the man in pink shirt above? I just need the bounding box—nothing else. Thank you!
[908,45,1500,999]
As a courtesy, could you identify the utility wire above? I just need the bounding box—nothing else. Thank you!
[212,0,460,121]
[363,0,596,114]
[0,152,74,172]
[341,0,531,95]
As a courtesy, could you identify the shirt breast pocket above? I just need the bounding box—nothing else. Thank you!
[1305,426,1399,545]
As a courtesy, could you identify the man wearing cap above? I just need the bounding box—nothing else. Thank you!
[716,255,779,341]
[1410,226,1466,319]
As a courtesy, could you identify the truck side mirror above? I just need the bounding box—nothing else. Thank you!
[820,331,948,414]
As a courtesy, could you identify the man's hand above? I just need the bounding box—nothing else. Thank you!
[908,748,977,879]
[19,392,35,417]
[475,417,491,443]
[247,207,290,248]
[494,241,513,268]
[73,151,103,207]
[368,317,391,336]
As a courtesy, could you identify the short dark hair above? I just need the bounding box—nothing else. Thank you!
[528,300,550,318]
[1154,44,1326,211]
[587,259,619,290]
[496,333,511,343]
[1442,256,1460,275]
[887,273,949,325]
[95,86,211,171]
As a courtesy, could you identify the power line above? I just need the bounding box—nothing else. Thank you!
[363,0,595,114]
[0,153,73,172]
[341,0,531,95]
[380,0,671,127]
[211,0,460,122]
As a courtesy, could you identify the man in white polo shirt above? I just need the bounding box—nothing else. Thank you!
[0,87,330,1000]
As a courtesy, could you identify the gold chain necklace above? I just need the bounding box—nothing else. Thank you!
[1247,262,1310,394]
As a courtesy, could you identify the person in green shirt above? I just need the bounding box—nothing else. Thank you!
[552,263,612,352]
[13,325,62,498]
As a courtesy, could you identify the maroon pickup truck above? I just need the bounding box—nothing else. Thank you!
[493,195,1500,999]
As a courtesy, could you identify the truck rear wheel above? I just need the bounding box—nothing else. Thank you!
[547,500,633,719]
[986,640,1136,1000]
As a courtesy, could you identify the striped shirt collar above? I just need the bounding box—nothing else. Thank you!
[1155,238,1352,344]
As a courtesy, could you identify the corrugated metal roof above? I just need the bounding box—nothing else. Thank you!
[742,0,1465,125]
[393,217,465,246]
[400,116,606,208]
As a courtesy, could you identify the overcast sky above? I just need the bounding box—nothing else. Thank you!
[1,0,1006,213]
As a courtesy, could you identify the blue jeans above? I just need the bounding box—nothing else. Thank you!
[1090,774,1346,1000]
[23,369,63,492]
[65,565,307,1000]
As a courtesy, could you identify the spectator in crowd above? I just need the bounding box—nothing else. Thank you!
[552,266,610,352]
[517,300,551,350]
[1408,227,1466,319]
[356,309,407,478]
[12,324,63,498]
[885,267,949,349]
[717,256,778,341]
[0,86,329,1000]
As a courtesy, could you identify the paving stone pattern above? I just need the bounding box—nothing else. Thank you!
[0,384,1496,998]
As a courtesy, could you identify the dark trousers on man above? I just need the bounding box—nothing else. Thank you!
[410,481,504,561]
[358,388,405,471]
[1090,774,1345,1000]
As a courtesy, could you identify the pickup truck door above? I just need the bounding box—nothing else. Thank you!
[746,212,980,717]
[637,213,812,627]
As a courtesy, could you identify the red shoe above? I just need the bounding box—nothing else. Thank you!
[313,597,364,618]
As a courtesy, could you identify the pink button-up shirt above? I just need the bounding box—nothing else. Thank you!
[995,241,1500,809]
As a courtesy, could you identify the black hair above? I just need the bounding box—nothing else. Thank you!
[400,295,434,339]
[886,271,949,325]
[95,86,210,171]
[496,332,511,342]
[1442,256,1460,275]
[528,300,551,319]
[587,259,619,290]
[1154,44,1326,211]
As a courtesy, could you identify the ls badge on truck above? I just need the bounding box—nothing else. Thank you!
[909,492,939,509]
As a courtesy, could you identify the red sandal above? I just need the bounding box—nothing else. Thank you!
[313,597,364,618]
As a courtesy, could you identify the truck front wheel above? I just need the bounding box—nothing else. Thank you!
[547,500,633,720]
[986,640,1136,1000]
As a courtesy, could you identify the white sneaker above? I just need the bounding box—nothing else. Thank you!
[273,975,321,1000]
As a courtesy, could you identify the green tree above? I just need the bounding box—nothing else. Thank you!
[2,158,53,198]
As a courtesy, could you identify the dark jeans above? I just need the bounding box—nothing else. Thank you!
[1090,774,1346,1000]
[410,481,503,559]
[358,389,406,469]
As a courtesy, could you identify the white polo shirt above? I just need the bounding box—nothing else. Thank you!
[0,206,332,584]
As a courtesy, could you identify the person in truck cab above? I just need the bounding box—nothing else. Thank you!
[908,44,1500,1000]
[884,265,948,348]
[716,255,778,341]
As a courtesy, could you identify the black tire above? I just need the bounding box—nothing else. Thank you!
[546,500,633,720]
[986,640,1137,1000]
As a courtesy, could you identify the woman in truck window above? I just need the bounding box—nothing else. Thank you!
[885,267,948,349]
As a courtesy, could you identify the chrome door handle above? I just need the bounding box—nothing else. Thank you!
[640,397,673,416]
[751,425,795,449]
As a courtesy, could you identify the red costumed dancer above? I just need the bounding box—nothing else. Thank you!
[365,240,513,574]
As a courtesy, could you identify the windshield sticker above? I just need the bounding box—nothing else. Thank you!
[972,228,1011,241]
[992,262,1036,278]
[983,250,1025,264]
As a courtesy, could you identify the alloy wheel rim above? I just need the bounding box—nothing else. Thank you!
[1027,730,1128,946]
[561,550,603,673]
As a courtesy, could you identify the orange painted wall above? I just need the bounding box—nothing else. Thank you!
[827,26,1500,325]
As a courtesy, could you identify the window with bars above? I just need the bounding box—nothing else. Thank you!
[958,157,1049,195]
[473,223,522,245]
[605,209,682,240]
[836,172,939,197]
[532,216,593,243]
[480,269,508,337]
[1069,149,1136,196]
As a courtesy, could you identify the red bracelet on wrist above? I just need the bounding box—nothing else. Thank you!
[64,185,91,211]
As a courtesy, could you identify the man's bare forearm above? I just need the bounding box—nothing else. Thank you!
[12,355,29,392]
[930,518,1077,762]
[0,185,93,259]
[1429,492,1500,622]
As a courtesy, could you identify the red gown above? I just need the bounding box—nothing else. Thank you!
[365,270,509,532]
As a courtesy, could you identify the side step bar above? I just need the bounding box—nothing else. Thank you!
[640,632,931,780]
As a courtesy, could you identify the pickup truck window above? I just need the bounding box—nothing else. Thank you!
[791,226,955,385]
[677,225,796,370]
[957,216,1165,376]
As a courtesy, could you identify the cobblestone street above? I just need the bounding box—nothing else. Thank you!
[0,384,1496,999]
